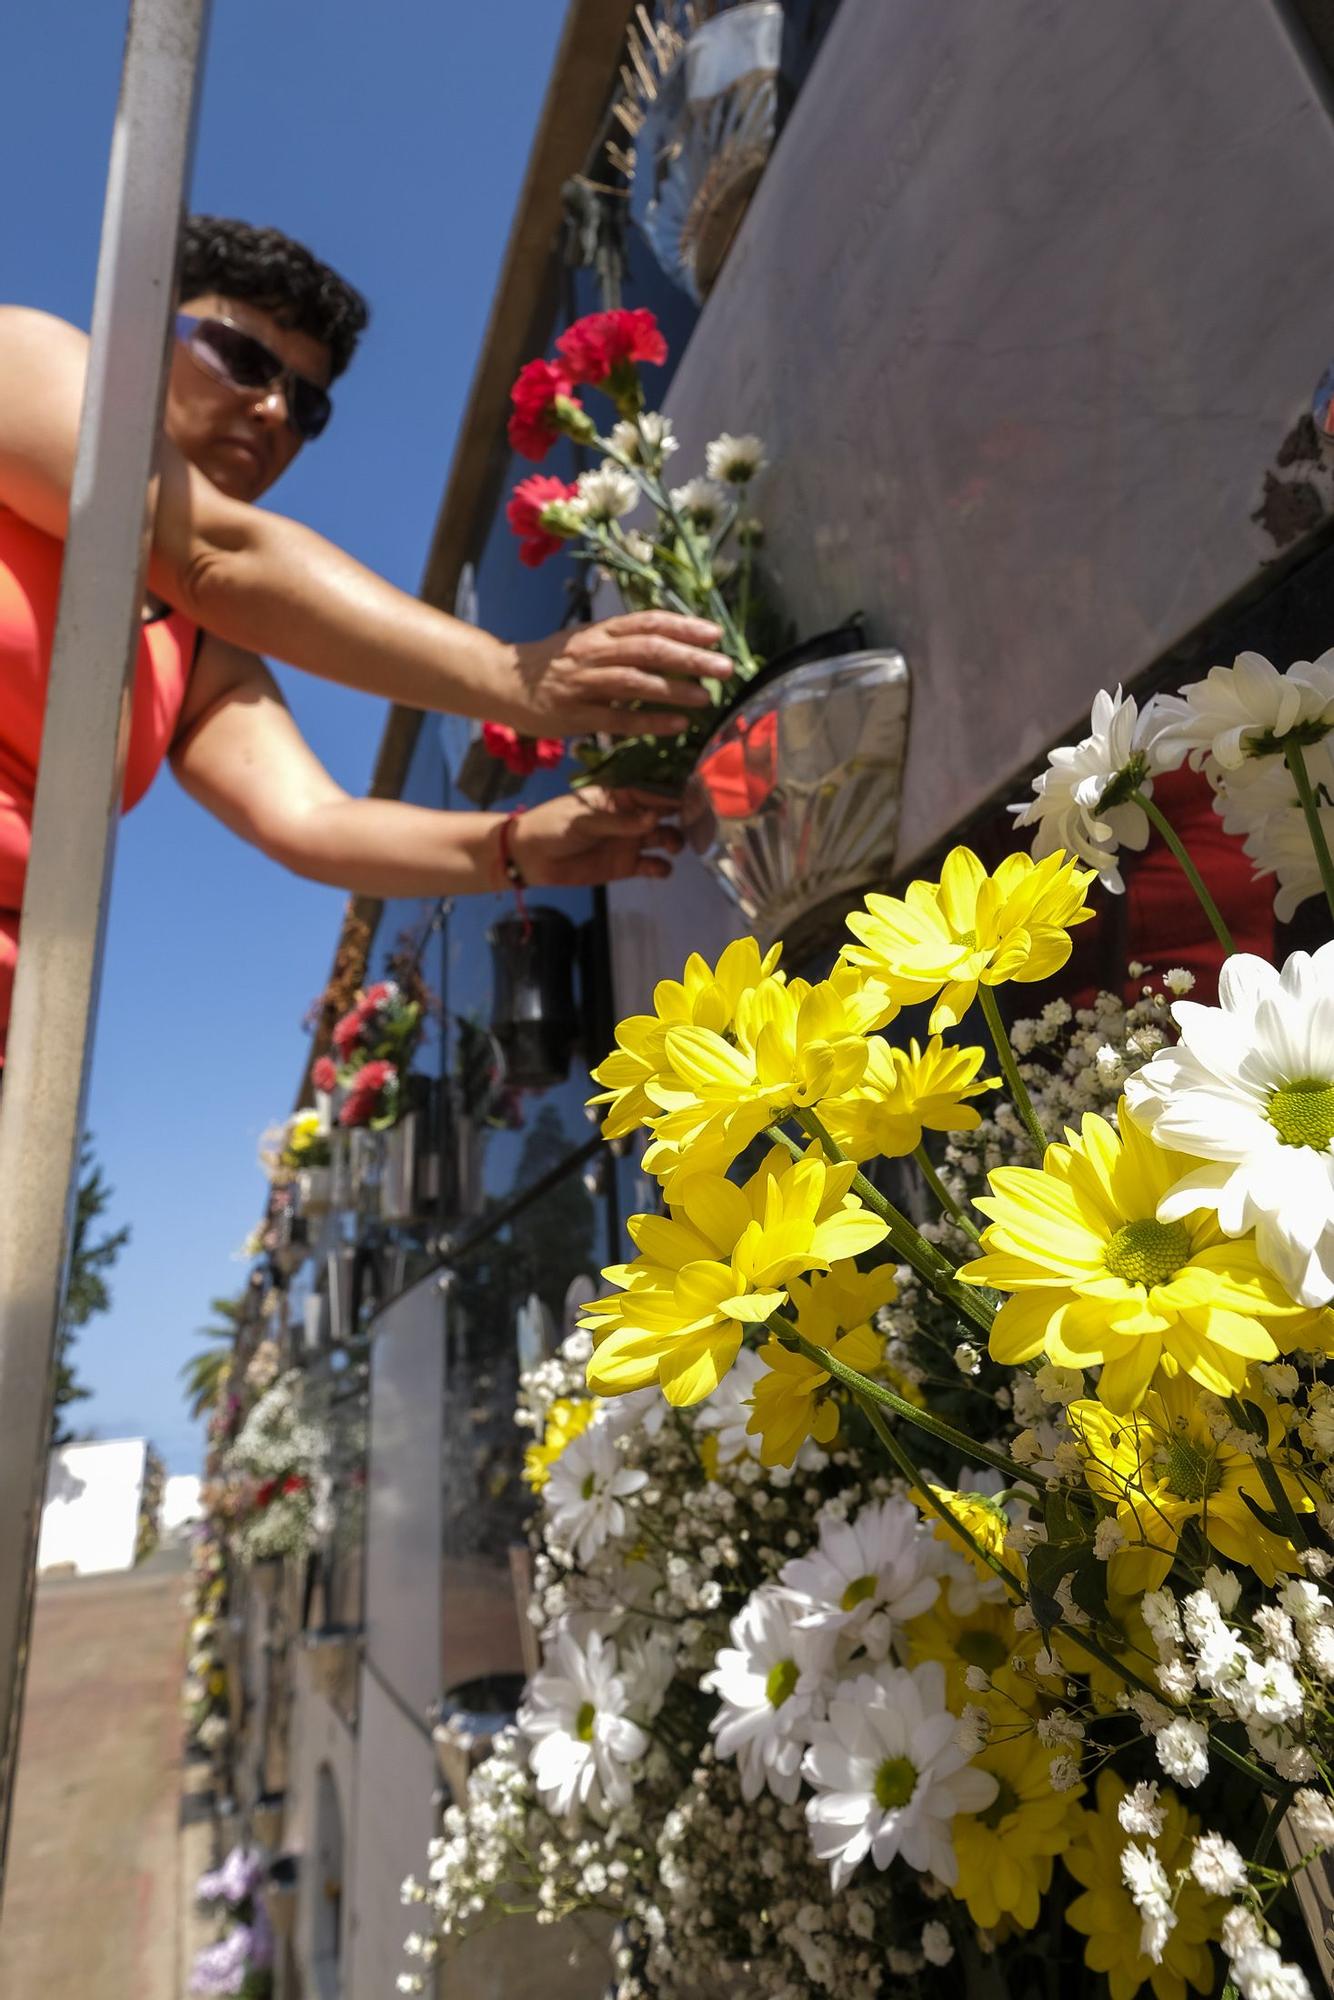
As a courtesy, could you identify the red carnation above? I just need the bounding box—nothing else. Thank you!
[281,1474,307,1497]
[312,1054,338,1094]
[482,722,564,776]
[506,473,580,569]
[338,1058,398,1128]
[361,981,393,1012]
[508,356,583,462]
[332,1004,364,1059]
[555,309,667,407]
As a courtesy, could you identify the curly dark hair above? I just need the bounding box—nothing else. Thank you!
[179,215,369,379]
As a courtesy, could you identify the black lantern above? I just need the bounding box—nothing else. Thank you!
[487,905,580,1089]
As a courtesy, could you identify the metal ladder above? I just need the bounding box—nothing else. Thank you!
[0,0,211,1891]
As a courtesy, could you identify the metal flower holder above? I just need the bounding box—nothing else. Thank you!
[683,648,911,950]
[430,1674,527,1806]
[266,1854,299,1942]
[251,1790,285,1850]
[300,1624,362,1710]
[488,906,580,1089]
[631,1,785,302]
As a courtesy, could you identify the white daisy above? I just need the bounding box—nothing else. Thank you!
[801,1661,997,1890]
[1151,650,1334,772]
[1125,943,1334,1305]
[609,412,677,467]
[704,432,767,485]
[1212,738,1334,919]
[618,529,656,567]
[779,1497,942,1656]
[544,1424,648,1566]
[519,1625,648,1816]
[669,477,728,530]
[1009,686,1178,891]
[576,463,639,524]
[703,1586,835,1803]
[594,1384,668,1443]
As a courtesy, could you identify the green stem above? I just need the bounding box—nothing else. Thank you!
[1253,1790,1292,1868]
[1133,787,1235,955]
[855,1390,1021,1592]
[773,1313,1037,1488]
[615,425,757,674]
[978,984,1049,1157]
[1284,740,1334,927]
[791,1108,995,1335]
[914,1144,982,1243]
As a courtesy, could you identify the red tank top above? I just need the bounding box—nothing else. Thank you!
[0,505,197,1056]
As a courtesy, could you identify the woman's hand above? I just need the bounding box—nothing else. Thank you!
[508,612,728,738]
[509,787,684,887]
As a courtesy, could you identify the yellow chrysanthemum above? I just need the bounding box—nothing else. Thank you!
[841,846,1097,1032]
[951,1735,1085,1932]
[522,1396,597,1492]
[588,937,784,1140]
[1068,1373,1310,1592]
[916,1482,1023,1595]
[903,1593,1041,1715]
[281,1108,328,1170]
[819,1034,999,1163]
[746,1323,882,1466]
[1064,1772,1223,2000]
[740,1261,898,1465]
[642,962,896,1175]
[582,1149,888,1407]
[960,1104,1308,1411]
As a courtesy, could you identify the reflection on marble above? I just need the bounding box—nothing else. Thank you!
[617,0,1334,938]
[363,1271,443,1719]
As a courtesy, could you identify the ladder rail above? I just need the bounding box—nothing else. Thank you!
[0,0,211,1891]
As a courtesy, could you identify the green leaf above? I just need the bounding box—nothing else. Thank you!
[1067,1551,1109,1622]
[1239,1489,1287,1536]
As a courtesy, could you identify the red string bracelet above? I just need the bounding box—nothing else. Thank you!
[497,808,531,937]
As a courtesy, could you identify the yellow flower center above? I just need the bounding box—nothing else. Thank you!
[874,1754,918,1811]
[766,1658,800,1708]
[1104,1218,1191,1288]
[979,1776,1020,1831]
[575,1701,596,1742]
[581,1472,598,1500]
[957,1628,1009,1674]
[840,1573,879,1612]
[1268,1078,1334,1151]
[1161,1435,1222,1503]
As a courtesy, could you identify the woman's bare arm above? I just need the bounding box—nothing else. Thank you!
[0,306,725,737]
[170,637,682,892]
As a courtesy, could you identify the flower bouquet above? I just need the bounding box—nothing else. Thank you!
[314,979,424,1133]
[404,648,1334,1999]
[190,1846,274,1999]
[502,306,782,794]
[259,1109,330,1184]
[222,1371,324,1566]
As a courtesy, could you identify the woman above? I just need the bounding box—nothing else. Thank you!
[0,217,726,1053]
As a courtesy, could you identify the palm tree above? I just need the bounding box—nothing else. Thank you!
[180,1292,248,1420]
[53,1137,130,1444]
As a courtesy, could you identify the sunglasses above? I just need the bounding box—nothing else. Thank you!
[175,312,333,442]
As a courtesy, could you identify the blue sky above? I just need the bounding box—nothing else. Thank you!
[4,0,567,1469]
